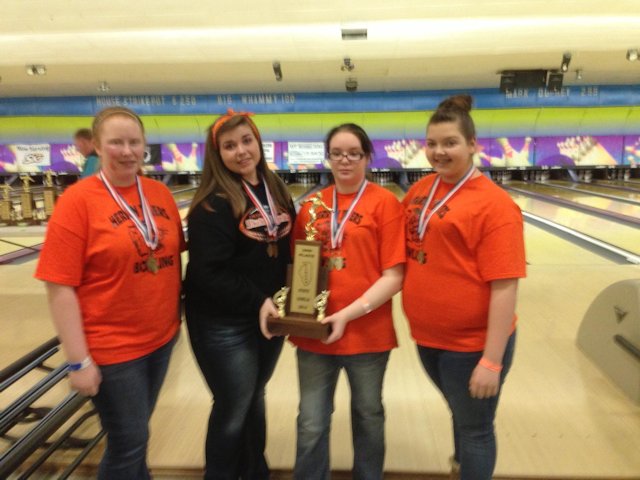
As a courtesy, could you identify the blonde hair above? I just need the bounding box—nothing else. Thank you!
[92,107,145,144]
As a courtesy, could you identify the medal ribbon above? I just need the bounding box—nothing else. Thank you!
[242,177,280,239]
[99,171,159,251]
[417,166,476,241]
[330,180,368,250]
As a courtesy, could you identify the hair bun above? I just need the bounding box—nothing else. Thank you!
[437,94,473,114]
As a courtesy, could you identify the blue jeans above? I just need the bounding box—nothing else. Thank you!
[417,332,516,480]
[294,349,390,480]
[91,335,176,480]
[187,317,283,480]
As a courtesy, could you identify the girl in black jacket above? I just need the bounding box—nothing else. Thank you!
[185,109,294,479]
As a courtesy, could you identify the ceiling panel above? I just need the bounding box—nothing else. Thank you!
[0,0,639,97]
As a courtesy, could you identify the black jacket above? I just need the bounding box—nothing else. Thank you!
[184,183,294,323]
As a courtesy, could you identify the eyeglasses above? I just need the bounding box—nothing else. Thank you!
[327,151,366,163]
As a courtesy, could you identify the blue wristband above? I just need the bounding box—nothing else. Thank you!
[67,357,92,372]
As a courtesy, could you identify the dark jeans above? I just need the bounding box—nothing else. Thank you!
[417,332,516,480]
[187,317,284,480]
[91,335,176,480]
[294,349,390,480]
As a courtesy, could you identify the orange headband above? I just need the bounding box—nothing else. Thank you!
[211,108,260,149]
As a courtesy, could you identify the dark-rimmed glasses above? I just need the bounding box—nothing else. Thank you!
[327,151,366,163]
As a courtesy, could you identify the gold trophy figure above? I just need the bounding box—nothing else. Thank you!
[0,183,14,226]
[44,170,54,187]
[20,174,34,192]
[42,169,57,218]
[267,192,333,339]
[273,286,290,318]
[18,175,37,225]
[314,290,330,322]
[304,192,332,241]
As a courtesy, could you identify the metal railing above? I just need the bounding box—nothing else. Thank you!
[0,338,104,479]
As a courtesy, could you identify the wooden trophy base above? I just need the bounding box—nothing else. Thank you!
[43,188,56,217]
[19,192,37,225]
[268,314,330,340]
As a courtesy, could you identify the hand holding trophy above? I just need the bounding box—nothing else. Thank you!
[267,193,332,339]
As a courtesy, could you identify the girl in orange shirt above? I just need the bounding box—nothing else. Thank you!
[402,95,526,480]
[36,107,184,479]
[290,123,405,480]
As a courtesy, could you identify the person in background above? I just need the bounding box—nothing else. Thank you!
[36,106,185,479]
[291,123,405,480]
[74,128,100,177]
[402,94,526,480]
[184,109,295,479]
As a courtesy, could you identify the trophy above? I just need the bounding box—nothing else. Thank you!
[267,193,332,339]
[17,174,37,225]
[42,170,57,218]
[0,183,15,226]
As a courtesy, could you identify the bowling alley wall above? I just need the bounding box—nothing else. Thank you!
[1,85,639,174]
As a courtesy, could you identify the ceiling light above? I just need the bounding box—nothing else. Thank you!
[345,77,358,92]
[627,49,639,61]
[98,81,111,92]
[341,28,367,41]
[560,52,572,72]
[575,69,583,80]
[26,65,46,76]
[272,61,283,82]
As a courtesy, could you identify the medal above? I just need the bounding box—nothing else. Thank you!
[330,180,368,251]
[146,252,159,274]
[326,180,368,272]
[414,166,476,265]
[326,255,345,271]
[99,172,160,275]
[242,177,282,252]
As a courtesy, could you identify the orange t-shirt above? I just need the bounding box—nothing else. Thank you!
[290,182,406,355]
[35,176,185,365]
[402,174,526,352]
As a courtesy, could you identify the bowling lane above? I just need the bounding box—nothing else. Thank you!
[510,192,640,255]
[171,187,197,204]
[288,183,315,202]
[381,182,406,200]
[0,235,44,256]
[595,179,640,189]
[511,181,640,218]
[548,180,640,203]
[377,181,613,266]
[0,257,56,366]
[523,222,614,265]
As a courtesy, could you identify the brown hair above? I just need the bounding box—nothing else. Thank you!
[74,128,92,141]
[187,114,292,219]
[324,123,374,159]
[428,94,476,142]
[324,122,374,183]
